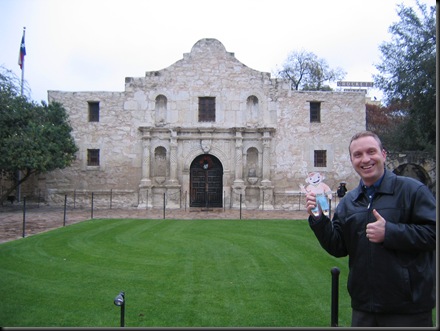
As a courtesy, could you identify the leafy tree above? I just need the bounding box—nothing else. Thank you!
[366,101,406,150]
[0,66,78,204]
[373,0,436,154]
[276,49,346,90]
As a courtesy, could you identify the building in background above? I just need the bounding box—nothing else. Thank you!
[39,38,367,210]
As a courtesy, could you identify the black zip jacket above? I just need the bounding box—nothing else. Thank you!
[308,170,436,313]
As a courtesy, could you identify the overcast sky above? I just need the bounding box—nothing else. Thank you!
[0,0,435,103]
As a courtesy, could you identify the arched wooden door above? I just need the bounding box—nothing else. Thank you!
[190,154,223,208]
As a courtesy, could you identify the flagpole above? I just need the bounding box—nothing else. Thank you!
[20,27,26,96]
[18,26,26,203]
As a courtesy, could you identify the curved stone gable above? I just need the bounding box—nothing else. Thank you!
[141,38,268,84]
[189,38,228,57]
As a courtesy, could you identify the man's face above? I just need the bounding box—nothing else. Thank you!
[349,136,386,186]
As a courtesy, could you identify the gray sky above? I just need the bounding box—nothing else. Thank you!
[0,0,435,103]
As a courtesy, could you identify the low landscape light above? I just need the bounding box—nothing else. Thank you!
[114,291,125,327]
[114,291,125,306]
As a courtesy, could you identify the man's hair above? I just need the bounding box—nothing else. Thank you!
[349,130,384,155]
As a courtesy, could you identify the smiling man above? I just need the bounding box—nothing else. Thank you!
[304,130,436,327]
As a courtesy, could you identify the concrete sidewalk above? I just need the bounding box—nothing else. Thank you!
[0,204,311,244]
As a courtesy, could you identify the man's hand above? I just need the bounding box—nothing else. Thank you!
[305,192,322,218]
[366,209,386,243]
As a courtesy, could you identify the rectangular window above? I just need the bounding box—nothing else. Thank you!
[87,149,100,166]
[314,150,327,167]
[310,101,321,123]
[88,101,100,122]
[198,97,216,122]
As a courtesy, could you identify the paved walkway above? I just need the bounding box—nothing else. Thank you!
[0,204,310,244]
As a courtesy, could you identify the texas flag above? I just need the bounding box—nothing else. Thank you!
[18,32,26,69]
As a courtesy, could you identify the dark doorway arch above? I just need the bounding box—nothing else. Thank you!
[393,163,431,187]
[190,154,223,208]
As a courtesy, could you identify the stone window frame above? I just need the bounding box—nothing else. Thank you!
[198,97,216,122]
[314,150,327,167]
[88,101,100,122]
[309,101,321,123]
[87,149,100,166]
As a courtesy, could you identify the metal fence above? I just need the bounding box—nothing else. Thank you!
[1,187,346,243]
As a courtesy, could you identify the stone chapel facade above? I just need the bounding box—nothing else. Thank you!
[43,38,366,210]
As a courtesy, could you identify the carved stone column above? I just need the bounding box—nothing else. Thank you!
[234,130,244,182]
[262,131,271,182]
[138,127,152,209]
[232,129,246,208]
[169,130,178,183]
[260,130,274,209]
[165,130,181,208]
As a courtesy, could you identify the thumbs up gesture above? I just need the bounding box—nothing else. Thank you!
[366,209,386,243]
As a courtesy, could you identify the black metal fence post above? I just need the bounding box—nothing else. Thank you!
[239,194,242,220]
[91,192,94,219]
[22,197,26,238]
[163,192,166,219]
[63,194,67,226]
[331,266,340,327]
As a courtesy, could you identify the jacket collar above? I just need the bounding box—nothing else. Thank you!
[352,169,396,201]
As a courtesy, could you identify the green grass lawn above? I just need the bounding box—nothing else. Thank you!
[0,218,352,327]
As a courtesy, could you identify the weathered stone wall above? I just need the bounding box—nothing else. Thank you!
[46,91,141,190]
[42,38,367,209]
[272,89,365,191]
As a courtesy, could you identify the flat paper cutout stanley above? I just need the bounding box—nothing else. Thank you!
[300,172,333,217]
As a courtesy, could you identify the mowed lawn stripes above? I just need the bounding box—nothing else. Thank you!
[0,219,350,327]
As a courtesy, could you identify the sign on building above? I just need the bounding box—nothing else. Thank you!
[343,88,367,93]
[337,81,374,87]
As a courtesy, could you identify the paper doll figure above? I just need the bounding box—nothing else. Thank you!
[300,172,333,217]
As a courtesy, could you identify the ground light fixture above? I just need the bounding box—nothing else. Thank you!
[114,291,125,327]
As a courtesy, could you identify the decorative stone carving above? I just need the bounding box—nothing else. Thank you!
[155,177,166,184]
[247,168,258,185]
[200,139,211,153]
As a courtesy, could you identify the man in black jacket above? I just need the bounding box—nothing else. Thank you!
[305,131,436,327]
